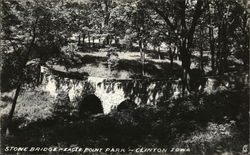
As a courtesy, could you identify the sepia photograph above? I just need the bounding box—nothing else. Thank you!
[0,0,249,154]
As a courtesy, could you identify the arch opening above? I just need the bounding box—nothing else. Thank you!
[79,94,104,118]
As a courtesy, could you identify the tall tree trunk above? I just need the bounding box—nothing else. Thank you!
[179,1,190,95]
[208,5,215,74]
[6,16,39,136]
[180,40,191,95]
[8,84,21,122]
[243,11,249,70]
[169,46,174,74]
[104,0,110,26]
[109,35,112,45]
[209,27,215,74]
[78,35,81,45]
[105,35,109,46]
[176,48,179,61]
[139,38,145,76]
[99,37,101,48]
[82,33,85,46]
[216,21,228,75]
[221,22,228,73]
[200,45,204,74]
[88,32,91,48]
[148,0,206,95]
[158,46,161,60]
[114,35,119,46]
[153,44,156,52]
[216,25,222,75]
[199,30,204,74]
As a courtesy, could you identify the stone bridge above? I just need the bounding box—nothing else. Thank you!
[39,67,249,114]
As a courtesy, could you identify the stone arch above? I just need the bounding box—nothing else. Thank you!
[79,94,104,118]
[117,99,137,112]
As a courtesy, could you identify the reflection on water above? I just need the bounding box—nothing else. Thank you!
[40,67,182,113]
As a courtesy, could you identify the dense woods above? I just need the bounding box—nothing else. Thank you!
[1,0,249,154]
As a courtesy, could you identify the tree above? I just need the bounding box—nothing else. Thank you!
[209,0,249,74]
[145,0,208,94]
[1,0,75,134]
[2,0,42,135]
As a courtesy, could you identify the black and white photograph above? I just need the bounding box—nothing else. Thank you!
[0,0,249,154]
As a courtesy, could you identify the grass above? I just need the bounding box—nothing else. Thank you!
[47,52,182,79]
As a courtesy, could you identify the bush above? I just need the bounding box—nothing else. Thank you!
[0,89,55,136]
[14,89,55,125]
[175,121,244,154]
[1,52,22,92]
[57,43,83,68]
[1,52,42,93]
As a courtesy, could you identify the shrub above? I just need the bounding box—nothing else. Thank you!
[14,89,55,125]
[1,52,22,92]
[175,121,243,154]
[57,43,83,68]
[1,52,41,92]
[0,89,55,136]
